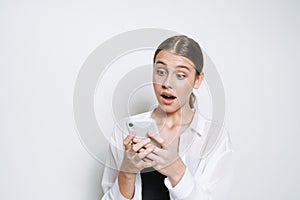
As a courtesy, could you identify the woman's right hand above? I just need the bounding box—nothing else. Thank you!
[120,133,157,174]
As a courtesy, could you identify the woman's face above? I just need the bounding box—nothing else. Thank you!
[152,50,204,113]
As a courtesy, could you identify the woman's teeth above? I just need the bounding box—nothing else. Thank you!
[161,94,176,99]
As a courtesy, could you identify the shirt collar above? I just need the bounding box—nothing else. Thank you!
[178,108,208,156]
[189,108,207,137]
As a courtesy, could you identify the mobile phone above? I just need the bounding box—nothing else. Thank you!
[126,118,159,139]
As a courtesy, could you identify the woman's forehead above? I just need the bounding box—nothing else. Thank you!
[154,50,196,69]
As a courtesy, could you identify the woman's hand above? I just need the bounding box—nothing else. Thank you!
[118,133,157,199]
[146,133,187,187]
[120,133,157,174]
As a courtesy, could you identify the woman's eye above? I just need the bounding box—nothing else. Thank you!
[176,73,186,79]
[157,69,167,76]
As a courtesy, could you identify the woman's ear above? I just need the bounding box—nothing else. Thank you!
[193,72,204,89]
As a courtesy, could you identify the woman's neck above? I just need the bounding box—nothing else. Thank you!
[152,105,195,129]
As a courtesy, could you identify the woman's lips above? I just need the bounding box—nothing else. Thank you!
[160,94,176,105]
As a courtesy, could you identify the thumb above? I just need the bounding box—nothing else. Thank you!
[148,132,166,148]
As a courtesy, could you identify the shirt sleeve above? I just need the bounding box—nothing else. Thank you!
[101,145,129,200]
[101,125,141,200]
[101,125,140,200]
[164,128,234,200]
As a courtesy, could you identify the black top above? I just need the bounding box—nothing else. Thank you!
[141,167,170,200]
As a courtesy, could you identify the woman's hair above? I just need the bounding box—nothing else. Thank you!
[153,35,204,109]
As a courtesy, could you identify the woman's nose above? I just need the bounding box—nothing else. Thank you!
[162,74,172,89]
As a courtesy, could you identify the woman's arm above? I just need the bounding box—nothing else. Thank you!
[168,130,234,200]
[166,149,234,200]
[147,127,234,200]
[118,171,136,199]
[101,126,135,200]
[101,143,130,200]
[101,128,156,200]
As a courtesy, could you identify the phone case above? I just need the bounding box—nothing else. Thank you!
[126,118,159,138]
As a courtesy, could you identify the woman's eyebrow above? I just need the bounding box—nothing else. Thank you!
[155,61,190,71]
[176,65,191,71]
[155,60,166,65]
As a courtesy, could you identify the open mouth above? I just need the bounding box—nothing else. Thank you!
[160,94,176,100]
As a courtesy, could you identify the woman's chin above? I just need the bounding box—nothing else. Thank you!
[157,104,180,114]
[156,101,192,115]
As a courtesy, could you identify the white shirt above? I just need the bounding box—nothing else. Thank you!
[101,109,234,200]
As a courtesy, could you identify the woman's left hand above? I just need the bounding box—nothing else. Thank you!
[145,133,187,186]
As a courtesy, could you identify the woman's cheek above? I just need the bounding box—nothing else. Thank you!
[174,81,193,94]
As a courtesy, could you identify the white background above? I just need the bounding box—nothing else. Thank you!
[1,0,299,199]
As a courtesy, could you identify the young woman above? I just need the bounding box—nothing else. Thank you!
[101,35,234,200]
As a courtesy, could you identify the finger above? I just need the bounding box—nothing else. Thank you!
[138,148,146,154]
[148,133,166,148]
[144,143,151,148]
[151,145,164,155]
[132,138,151,152]
[142,159,157,169]
[148,129,159,136]
[137,145,155,160]
[134,138,153,149]
[142,157,153,162]
[146,152,161,163]
[124,133,136,144]
[132,137,141,144]
[123,133,135,151]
